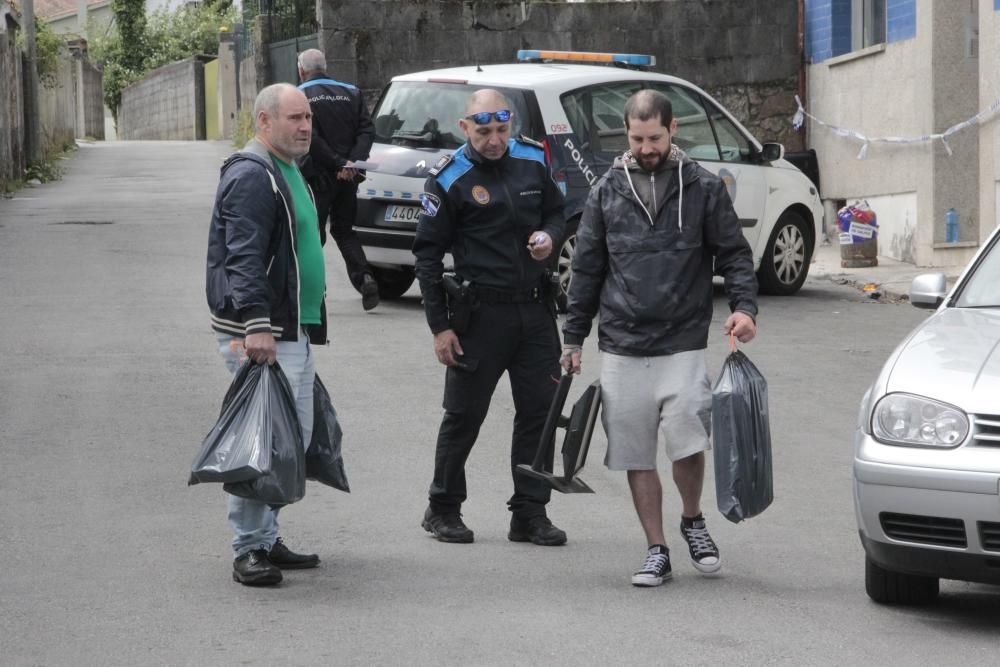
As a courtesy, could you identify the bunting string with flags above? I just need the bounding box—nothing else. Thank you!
[792,95,1000,159]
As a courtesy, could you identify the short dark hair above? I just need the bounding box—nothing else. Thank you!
[623,90,673,130]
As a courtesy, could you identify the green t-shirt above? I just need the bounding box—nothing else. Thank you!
[272,155,325,325]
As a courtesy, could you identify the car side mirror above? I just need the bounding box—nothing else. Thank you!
[910,273,948,309]
[759,142,784,162]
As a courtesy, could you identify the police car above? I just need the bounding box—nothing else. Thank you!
[354,50,823,306]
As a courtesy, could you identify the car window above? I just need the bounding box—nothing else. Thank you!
[560,81,644,155]
[646,83,721,161]
[372,82,532,149]
[704,101,754,163]
[956,239,1000,307]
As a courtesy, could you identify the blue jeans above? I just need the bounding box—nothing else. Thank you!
[216,331,315,557]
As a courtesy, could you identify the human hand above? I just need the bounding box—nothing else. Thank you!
[723,311,756,343]
[337,167,357,181]
[560,345,582,374]
[527,231,552,261]
[433,329,464,367]
[244,331,277,365]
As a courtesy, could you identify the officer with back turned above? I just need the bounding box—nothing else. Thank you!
[412,88,568,546]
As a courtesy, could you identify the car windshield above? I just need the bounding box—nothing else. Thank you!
[955,236,1000,307]
[372,82,532,149]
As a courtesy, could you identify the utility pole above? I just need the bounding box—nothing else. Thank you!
[22,0,41,164]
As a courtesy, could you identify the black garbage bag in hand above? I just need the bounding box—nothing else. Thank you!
[712,347,773,523]
[306,374,350,492]
[221,361,306,507]
[189,361,274,485]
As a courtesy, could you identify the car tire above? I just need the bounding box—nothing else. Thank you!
[551,218,579,313]
[865,556,940,605]
[757,210,813,296]
[369,266,416,300]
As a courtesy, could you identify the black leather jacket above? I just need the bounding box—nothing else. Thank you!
[206,139,326,344]
[412,138,566,333]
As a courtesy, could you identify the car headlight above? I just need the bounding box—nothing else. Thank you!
[871,393,969,448]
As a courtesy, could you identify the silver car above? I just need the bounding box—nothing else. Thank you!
[854,225,1000,604]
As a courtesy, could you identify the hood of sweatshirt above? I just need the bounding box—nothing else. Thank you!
[610,144,695,230]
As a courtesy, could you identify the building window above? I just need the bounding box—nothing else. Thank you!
[852,0,886,50]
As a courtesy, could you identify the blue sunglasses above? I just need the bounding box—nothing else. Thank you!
[464,109,512,125]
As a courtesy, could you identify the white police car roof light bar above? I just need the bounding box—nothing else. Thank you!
[516,50,656,68]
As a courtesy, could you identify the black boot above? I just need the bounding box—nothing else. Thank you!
[232,549,282,586]
[269,537,320,570]
[508,515,567,546]
[421,507,474,543]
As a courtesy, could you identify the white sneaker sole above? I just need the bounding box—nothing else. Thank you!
[631,571,673,587]
[691,557,722,574]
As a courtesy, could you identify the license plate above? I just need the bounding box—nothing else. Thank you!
[384,205,422,223]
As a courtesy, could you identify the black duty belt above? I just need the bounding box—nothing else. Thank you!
[476,285,547,304]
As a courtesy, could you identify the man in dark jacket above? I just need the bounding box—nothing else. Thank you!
[297,48,379,311]
[412,89,568,546]
[206,83,327,586]
[561,90,757,587]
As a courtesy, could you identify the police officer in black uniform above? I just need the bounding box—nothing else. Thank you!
[296,49,379,311]
[413,89,568,546]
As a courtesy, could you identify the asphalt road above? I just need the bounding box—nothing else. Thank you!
[1,141,998,666]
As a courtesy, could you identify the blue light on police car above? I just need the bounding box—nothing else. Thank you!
[516,50,655,67]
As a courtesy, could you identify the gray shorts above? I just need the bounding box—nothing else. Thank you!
[600,349,712,470]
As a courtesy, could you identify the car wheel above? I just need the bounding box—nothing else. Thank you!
[551,218,578,313]
[757,210,812,296]
[369,266,416,300]
[865,556,940,605]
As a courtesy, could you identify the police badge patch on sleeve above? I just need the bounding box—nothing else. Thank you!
[421,192,441,217]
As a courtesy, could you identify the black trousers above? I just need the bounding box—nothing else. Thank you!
[428,300,561,519]
[314,179,371,291]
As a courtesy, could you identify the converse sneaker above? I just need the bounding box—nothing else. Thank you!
[680,515,721,574]
[631,545,672,587]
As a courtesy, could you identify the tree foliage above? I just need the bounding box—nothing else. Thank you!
[93,0,236,124]
[15,15,63,87]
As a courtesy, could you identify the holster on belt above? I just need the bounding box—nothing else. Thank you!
[442,273,477,334]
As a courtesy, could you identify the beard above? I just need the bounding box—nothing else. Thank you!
[635,150,668,172]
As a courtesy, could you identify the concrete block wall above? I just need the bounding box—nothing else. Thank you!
[119,57,208,140]
[38,55,79,151]
[320,0,803,148]
[77,58,105,139]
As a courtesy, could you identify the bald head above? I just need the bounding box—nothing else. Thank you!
[465,89,510,116]
[297,49,327,75]
[624,89,673,130]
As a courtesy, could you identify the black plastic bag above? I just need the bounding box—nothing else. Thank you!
[711,348,773,523]
[306,374,350,492]
[221,362,306,507]
[189,361,273,485]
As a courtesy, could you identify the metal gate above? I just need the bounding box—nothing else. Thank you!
[268,33,318,85]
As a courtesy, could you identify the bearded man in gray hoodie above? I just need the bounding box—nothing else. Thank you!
[561,89,757,588]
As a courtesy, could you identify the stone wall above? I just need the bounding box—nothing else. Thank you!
[119,57,209,140]
[319,0,803,147]
[0,5,24,190]
[0,9,103,190]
